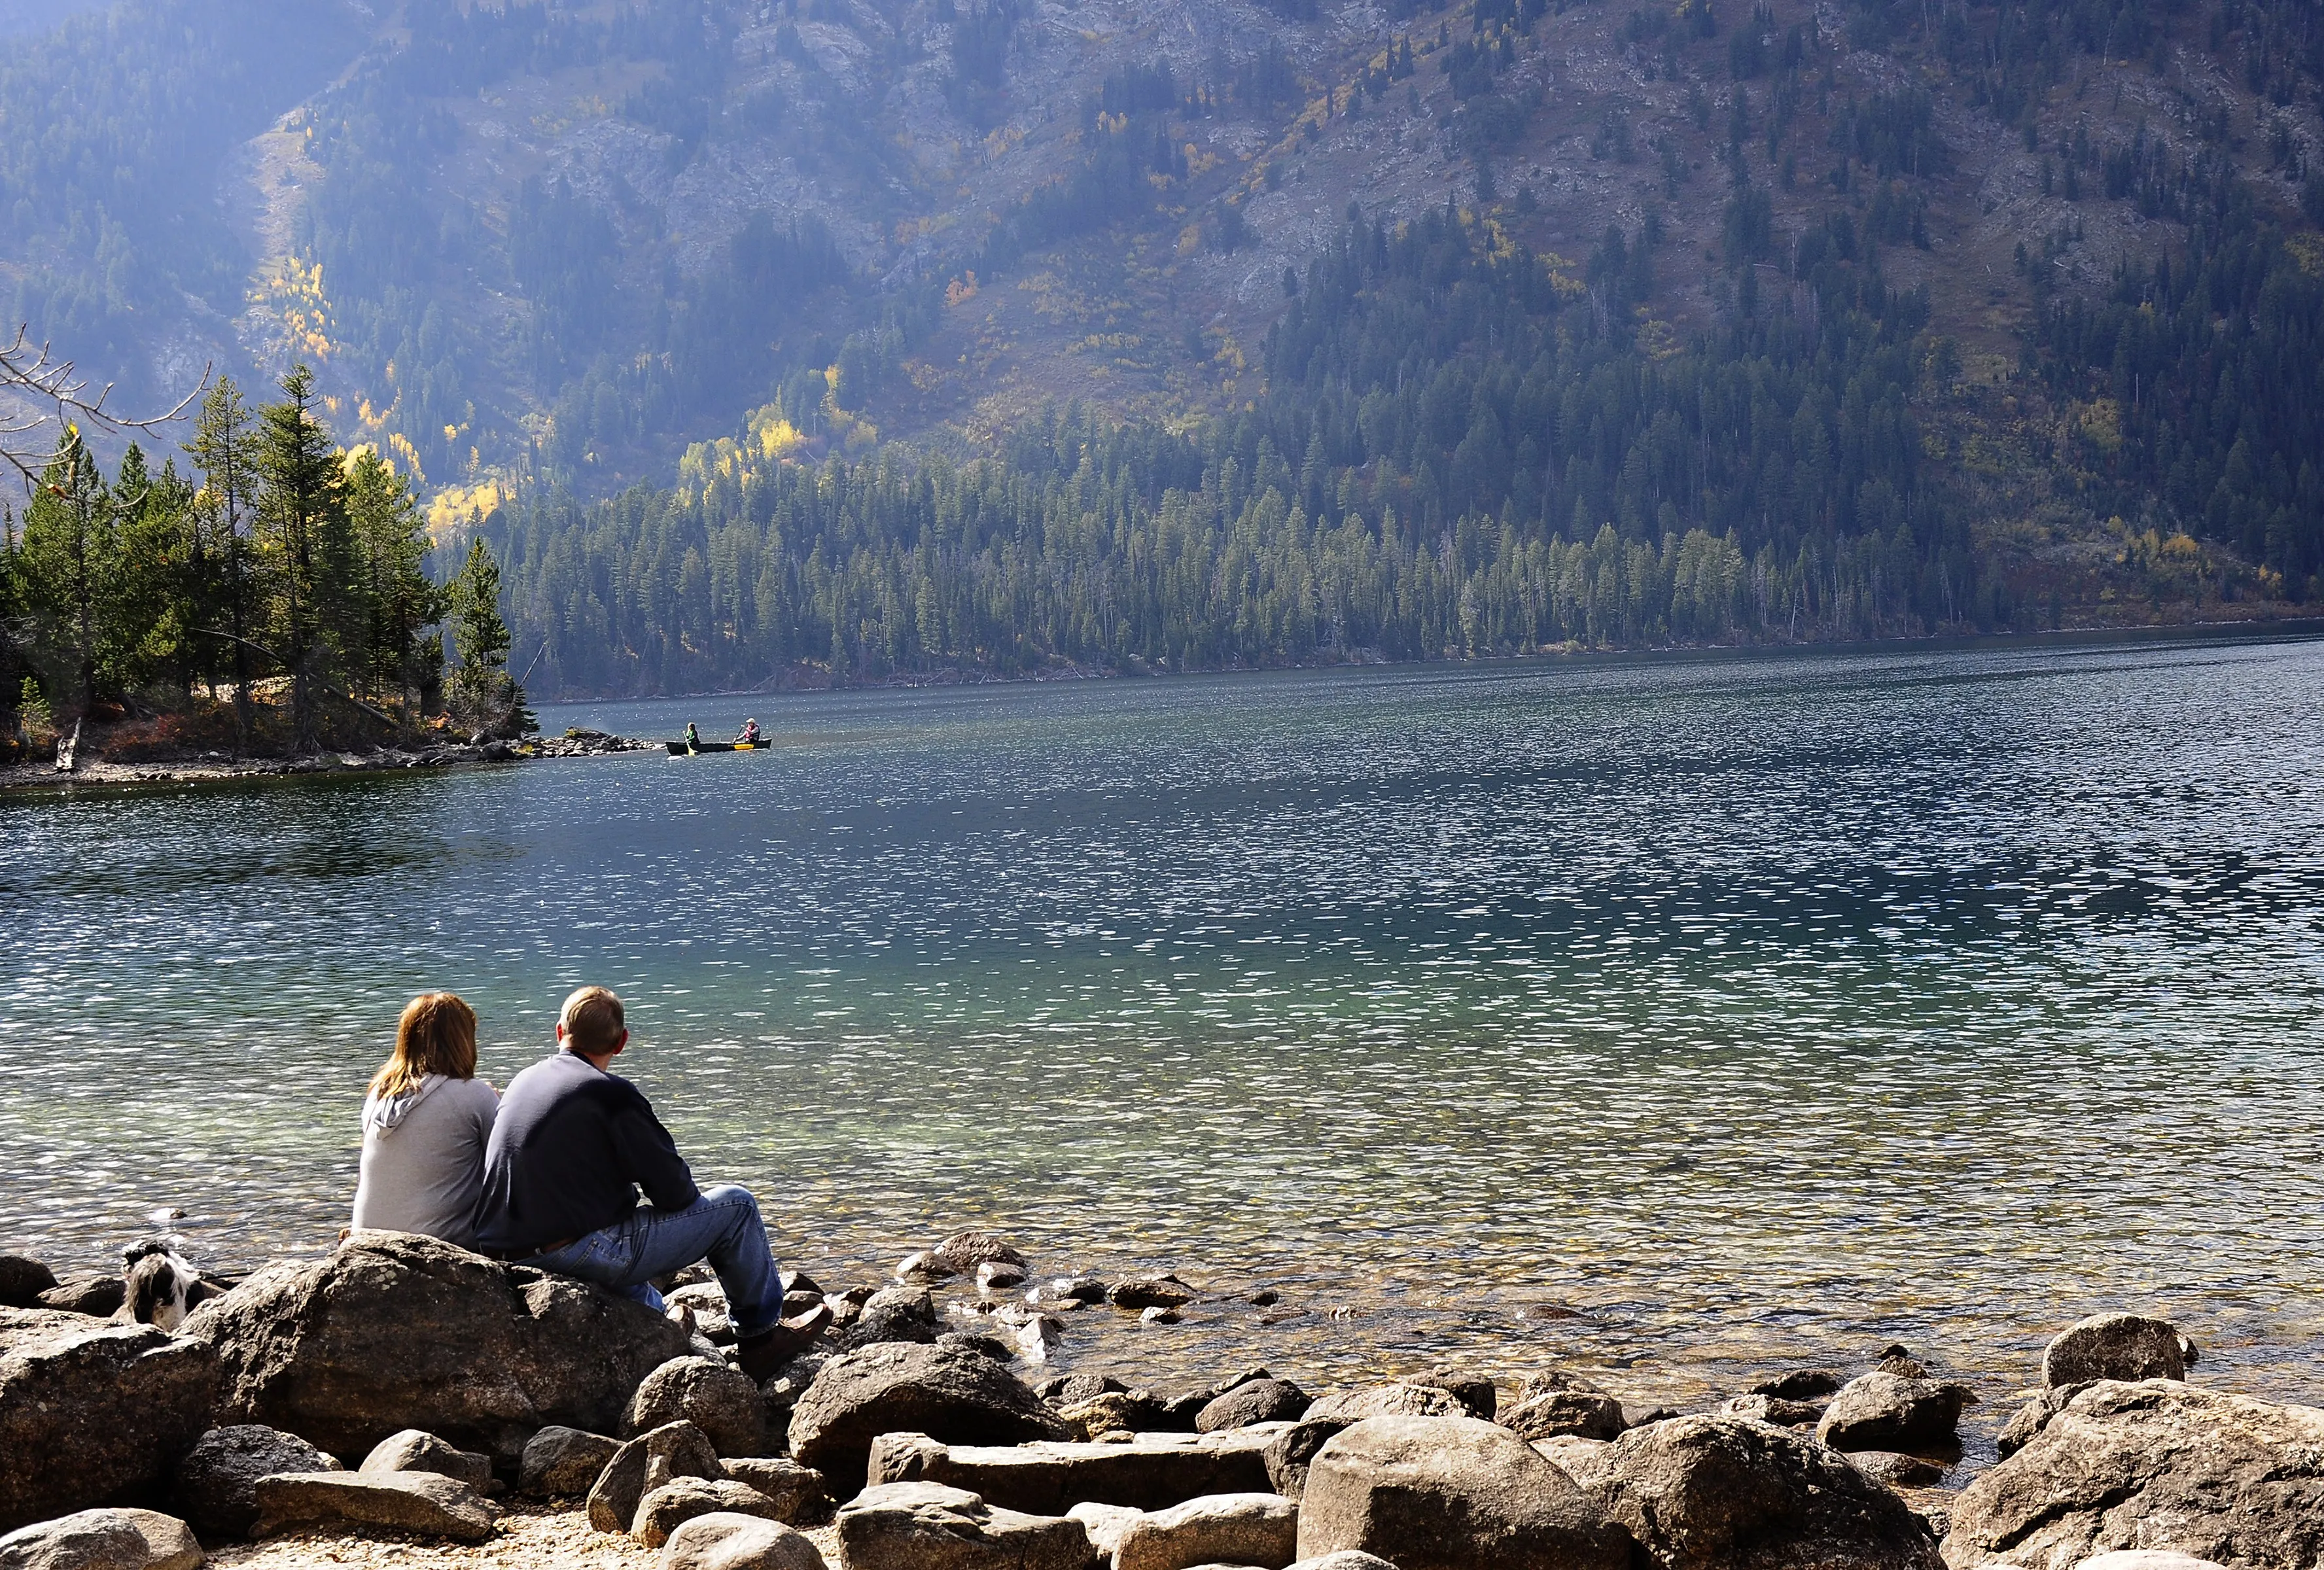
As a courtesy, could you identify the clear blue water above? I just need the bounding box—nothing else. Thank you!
[5,635,2323,1438]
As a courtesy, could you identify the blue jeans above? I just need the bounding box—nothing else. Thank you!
[525,1184,786,1338]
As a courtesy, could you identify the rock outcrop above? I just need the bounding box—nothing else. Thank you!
[1594,1415,1943,1570]
[2040,1316,2187,1389]
[1941,1381,2324,1569]
[169,1425,342,1539]
[788,1342,1071,1493]
[1294,1414,1631,1570]
[0,1508,203,1570]
[182,1234,691,1458]
[0,1309,220,1532]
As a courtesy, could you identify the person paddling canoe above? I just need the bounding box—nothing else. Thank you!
[736,718,762,745]
[684,722,701,752]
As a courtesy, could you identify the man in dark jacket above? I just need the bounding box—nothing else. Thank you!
[473,985,826,1378]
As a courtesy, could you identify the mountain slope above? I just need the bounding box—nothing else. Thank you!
[3,0,2321,695]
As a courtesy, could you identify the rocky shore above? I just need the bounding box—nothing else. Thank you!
[1,1231,2315,1570]
[0,728,654,795]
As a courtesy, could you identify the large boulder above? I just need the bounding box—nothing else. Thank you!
[661,1511,829,1570]
[833,1481,1095,1570]
[0,1309,220,1533]
[627,1355,766,1456]
[788,1342,1070,1493]
[2041,1316,2186,1389]
[169,1425,342,1539]
[1941,1380,2324,1569]
[1113,1492,1298,1570]
[1294,1415,1630,1570]
[249,1471,496,1543]
[181,1233,692,1458]
[0,1508,203,1570]
[868,1427,1284,1514]
[1816,1372,1975,1453]
[839,1287,939,1350]
[1594,1414,1942,1570]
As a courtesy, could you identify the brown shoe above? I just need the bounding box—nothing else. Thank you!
[737,1301,832,1381]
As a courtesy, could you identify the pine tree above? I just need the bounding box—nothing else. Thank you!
[344,447,443,719]
[445,536,533,737]
[186,377,265,748]
[253,365,351,750]
[15,427,116,716]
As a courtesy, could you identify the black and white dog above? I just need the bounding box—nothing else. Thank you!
[118,1238,216,1331]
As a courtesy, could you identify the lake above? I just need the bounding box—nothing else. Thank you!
[5,633,2323,1446]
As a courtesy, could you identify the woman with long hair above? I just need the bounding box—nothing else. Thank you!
[349,992,501,1247]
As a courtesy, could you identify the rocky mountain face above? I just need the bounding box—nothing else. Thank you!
[5,0,2322,616]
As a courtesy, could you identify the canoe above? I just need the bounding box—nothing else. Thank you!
[665,740,773,754]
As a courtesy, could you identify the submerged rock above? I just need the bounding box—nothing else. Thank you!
[1941,1380,2324,1569]
[0,1309,219,1533]
[182,1233,690,1457]
[928,1234,1029,1276]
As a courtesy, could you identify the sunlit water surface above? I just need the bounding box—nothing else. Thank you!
[5,637,2323,1464]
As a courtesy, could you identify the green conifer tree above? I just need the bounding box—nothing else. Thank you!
[446,536,534,737]
[16,427,117,716]
[253,365,351,750]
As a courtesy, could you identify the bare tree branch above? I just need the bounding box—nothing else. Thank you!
[0,324,209,491]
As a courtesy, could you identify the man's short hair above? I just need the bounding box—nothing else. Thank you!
[559,985,626,1054]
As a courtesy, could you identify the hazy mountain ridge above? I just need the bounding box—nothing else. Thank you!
[4,0,2322,677]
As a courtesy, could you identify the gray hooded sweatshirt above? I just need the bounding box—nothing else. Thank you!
[350,1073,501,1247]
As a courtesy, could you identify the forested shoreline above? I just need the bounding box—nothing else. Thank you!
[0,368,530,758]
[485,201,2319,697]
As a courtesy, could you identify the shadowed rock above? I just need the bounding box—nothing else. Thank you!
[870,1427,1286,1516]
[1816,1371,1975,1453]
[517,1425,621,1497]
[587,1420,724,1534]
[182,1234,690,1458]
[359,1429,493,1491]
[835,1481,1093,1570]
[628,1355,766,1456]
[1596,1414,1942,1570]
[170,1425,342,1539]
[0,1309,220,1533]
